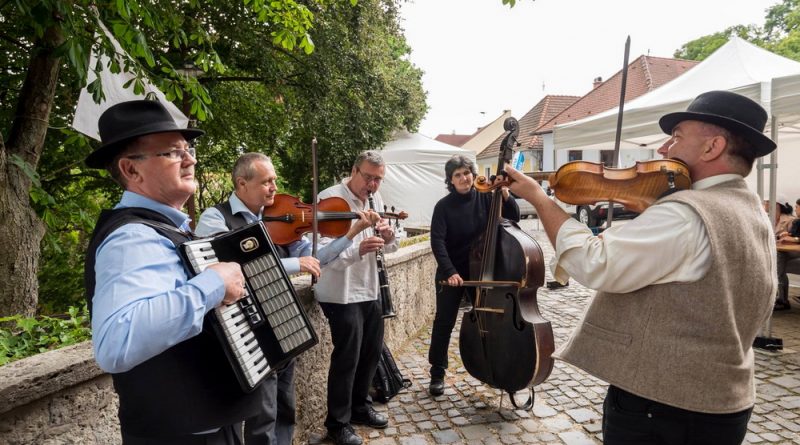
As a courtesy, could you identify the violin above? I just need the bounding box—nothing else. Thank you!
[262,193,408,245]
[474,159,691,214]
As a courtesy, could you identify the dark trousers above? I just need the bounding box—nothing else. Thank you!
[122,425,241,445]
[241,360,296,445]
[602,386,752,445]
[319,299,384,431]
[428,283,469,379]
[777,250,800,304]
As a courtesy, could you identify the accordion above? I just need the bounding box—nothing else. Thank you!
[179,222,318,392]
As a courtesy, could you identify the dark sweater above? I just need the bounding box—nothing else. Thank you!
[430,188,520,281]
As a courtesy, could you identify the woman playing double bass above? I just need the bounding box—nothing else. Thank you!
[427,155,519,396]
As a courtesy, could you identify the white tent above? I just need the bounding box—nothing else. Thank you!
[552,37,800,152]
[767,73,800,202]
[378,130,476,228]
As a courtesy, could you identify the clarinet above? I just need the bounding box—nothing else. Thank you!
[368,192,397,319]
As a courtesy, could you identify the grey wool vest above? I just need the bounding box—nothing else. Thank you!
[554,178,776,414]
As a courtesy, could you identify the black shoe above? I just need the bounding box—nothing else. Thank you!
[774,300,791,311]
[350,407,388,429]
[546,280,569,289]
[429,377,445,396]
[327,425,362,445]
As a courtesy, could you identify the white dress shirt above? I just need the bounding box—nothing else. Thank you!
[553,174,743,294]
[314,180,399,304]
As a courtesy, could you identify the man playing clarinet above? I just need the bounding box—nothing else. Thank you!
[316,150,398,445]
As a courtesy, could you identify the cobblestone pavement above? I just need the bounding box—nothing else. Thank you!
[311,222,800,444]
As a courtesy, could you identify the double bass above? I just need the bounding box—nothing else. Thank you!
[458,117,555,409]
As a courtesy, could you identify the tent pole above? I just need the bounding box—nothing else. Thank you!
[754,117,783,351]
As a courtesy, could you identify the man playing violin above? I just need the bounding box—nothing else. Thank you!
[315,150,398,445]
[505,90,776,445]
[196,152,377,445]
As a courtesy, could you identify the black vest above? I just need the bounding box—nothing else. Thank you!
[84,207,262,437]
[214,201,289,258]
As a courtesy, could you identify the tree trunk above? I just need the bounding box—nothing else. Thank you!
[0,25,64,317]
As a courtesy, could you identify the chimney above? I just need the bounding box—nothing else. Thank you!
[593,76,603,89]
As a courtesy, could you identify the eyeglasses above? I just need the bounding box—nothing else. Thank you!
[127,147,196,161]
[357,168,383,184]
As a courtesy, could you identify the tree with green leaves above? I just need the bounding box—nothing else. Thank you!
[674,0,800,62]
[1,0,425,318]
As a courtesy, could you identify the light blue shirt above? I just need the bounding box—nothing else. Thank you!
[195,192,353,274]
[91,191,226,374]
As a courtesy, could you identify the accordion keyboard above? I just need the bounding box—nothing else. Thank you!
[241,256,314,354]
[179,222,319,392]
[183,241,271,389]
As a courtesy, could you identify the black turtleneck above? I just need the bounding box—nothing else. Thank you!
[430,188,520,280]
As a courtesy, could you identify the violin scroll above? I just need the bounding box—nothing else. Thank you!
[473,173,513,193]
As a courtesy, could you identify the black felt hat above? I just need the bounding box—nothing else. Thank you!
[85,100,205,168]
[659,90,776,157]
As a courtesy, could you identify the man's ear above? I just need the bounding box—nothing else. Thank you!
[118,158,141,184]
[701,135,727,161]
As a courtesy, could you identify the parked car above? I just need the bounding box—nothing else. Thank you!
[511,192,537,219]
[553,197,637,227]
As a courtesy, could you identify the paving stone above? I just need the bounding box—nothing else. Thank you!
[398,434,428,445]
[460,424,493,440]
[583,422,602,433]
[418,421,435,431]
[759,432,783,442]
[451,417,469,427]
[532,404,558,418]
[431,429,460,444]
[558,430,596,445]
[565,408,601,423]
[771,376,800,389]
[541,416,574,431]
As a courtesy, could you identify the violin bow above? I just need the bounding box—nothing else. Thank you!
[311,137,319,285]
[608,35,631,228]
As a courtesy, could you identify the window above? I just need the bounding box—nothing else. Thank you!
[568,150,582,162]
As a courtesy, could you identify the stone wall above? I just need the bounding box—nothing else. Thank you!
[0,241,436,445]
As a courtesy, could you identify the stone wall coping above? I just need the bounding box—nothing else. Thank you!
[0,240,433,416]
[0,340,101,415]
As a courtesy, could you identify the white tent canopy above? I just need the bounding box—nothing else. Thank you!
[378,130,475,228]
[553,37,800,152]
[767,73,800,202]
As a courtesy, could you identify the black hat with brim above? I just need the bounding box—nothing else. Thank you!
[85,99,205,169]
[659,90,776,158]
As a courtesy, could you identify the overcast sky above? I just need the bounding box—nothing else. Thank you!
[400,0,780,137]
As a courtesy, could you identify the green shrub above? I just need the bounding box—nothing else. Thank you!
[0,305,91,366]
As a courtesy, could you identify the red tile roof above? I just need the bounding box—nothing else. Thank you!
[534,55,699,134]
[434,134,472,147]
[477,95,580,160]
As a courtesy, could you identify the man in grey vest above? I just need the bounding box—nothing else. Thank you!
[504,90,777,444]
[195,152,376,445]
